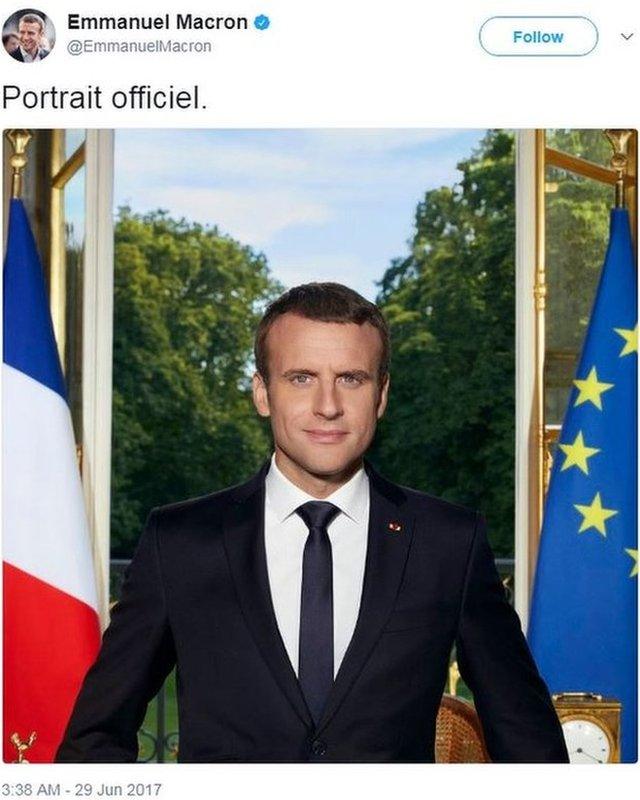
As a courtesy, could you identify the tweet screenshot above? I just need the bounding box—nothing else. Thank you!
[0,0,638,797]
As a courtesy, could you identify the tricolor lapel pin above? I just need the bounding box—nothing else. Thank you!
[387,521,402,533]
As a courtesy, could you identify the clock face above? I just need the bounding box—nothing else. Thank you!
[562,718,611,764]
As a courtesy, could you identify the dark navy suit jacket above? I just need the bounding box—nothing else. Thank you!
[56,461,569,763]
[10,47,50,61]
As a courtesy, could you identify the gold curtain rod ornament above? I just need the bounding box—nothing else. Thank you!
[5,129,32,200]
[604,129,632,209]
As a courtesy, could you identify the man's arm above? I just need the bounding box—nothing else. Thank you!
[455,515,569,763]
[56,509,176,762]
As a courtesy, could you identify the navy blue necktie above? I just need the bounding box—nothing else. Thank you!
[296,501,340,724]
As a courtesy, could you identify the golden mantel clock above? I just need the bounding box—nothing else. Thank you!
[553,692,621,763]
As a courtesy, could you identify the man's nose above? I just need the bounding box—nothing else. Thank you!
[313,381,343,419]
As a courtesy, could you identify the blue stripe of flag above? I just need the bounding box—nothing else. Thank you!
[3,198,67,401]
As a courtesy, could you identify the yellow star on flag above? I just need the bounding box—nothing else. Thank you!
[614,324,637,356]
[573,367,614,410]
[559,431,600,475]
[625,548,638,578]
[574,492,618,537]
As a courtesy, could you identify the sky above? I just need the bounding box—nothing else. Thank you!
[114,129,484,300]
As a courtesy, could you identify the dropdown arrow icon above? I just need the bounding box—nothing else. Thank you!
[621,32,634,40]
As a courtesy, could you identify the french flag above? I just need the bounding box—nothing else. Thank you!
[3,198,101,762]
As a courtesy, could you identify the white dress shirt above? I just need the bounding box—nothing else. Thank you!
[18,46,43,62]
[264,455,369,678]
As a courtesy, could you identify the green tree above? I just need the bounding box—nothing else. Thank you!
[371,131,516,555]
[111,208,281,556]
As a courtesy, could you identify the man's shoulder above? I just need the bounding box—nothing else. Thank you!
[369,464,479,532]
[152,485,236,518]
[402,483,478,522]
[149,464,267,528]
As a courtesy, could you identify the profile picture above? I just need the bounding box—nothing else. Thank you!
[2,8,55,62]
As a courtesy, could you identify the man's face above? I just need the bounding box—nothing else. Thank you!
[252,313,389,481]
[18,22,42,54]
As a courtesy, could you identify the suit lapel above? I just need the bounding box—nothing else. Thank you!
[222,463,313,729]
[315,463,415,734]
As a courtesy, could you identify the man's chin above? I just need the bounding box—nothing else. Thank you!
[292,450,363,480]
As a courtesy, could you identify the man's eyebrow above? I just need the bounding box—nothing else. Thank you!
[282,369,318,377]
[337,369,372,380]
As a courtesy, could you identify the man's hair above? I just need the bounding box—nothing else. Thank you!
[19,13,45,31]
[255,282,390,383]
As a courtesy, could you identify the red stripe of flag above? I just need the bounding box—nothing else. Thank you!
[3,562,100,763]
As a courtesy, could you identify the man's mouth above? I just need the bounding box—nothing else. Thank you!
[304,429,349,443]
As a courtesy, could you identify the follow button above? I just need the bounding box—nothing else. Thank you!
[479,16,598,56]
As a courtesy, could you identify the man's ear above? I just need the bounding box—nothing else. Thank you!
[252,372,271,418]
[376,374,390,420]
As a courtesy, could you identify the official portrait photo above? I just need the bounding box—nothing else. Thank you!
[2,128,637,764]
[2,8,55,62]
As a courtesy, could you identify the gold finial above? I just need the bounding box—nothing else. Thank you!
[6,129,33,199]
[9,731,37,763]
[604,129,632,208]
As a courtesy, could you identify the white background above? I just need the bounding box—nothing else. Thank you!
[0,0,638,127]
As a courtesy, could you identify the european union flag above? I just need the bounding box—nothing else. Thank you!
[529,208,637,762]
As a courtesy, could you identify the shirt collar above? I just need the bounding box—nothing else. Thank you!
[20,46,40,61]
[265,453,369,524]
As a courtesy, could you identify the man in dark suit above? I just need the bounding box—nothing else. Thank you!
[57,282,568,763]
[10,13,50,62]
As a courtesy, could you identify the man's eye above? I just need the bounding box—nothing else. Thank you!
[340,374,363,385]
[291,374,311,384]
